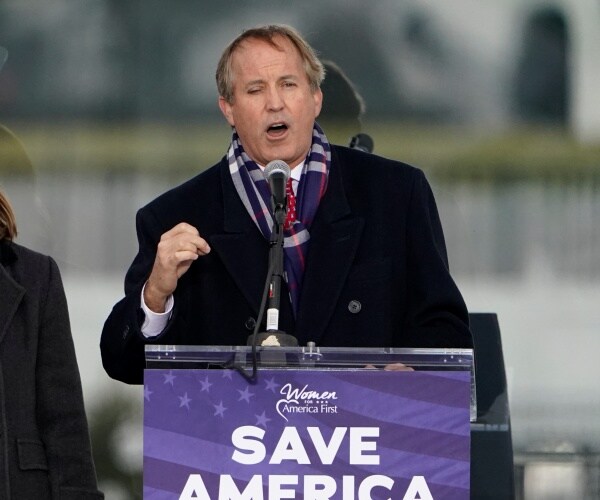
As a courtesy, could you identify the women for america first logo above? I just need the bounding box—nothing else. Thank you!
[276,383,339,420]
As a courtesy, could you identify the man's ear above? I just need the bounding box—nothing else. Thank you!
[218,96,235,126]
[313,88,323,119]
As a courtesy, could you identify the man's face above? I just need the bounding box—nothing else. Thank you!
[219,36,323,168]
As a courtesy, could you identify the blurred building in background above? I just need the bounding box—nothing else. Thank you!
[1,0,599,137]
[1,1,599,498]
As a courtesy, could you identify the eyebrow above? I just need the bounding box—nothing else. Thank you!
[244,79,265,89]
[243,74,300,89]
[278,74,299,82]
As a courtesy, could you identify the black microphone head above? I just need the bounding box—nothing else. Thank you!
[349,133,374,153]
[264,160,291,207]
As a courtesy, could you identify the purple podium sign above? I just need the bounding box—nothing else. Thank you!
[143,369,470,499]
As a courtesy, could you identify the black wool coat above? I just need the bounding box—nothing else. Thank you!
[101,146,472,384]
[0,240,102,499]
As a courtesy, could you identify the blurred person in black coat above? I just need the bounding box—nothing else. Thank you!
[0,45,101,498]
[0,191,103,497]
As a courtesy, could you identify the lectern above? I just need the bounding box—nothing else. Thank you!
[143,346,474,499]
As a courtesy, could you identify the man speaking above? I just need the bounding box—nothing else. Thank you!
[101,24,472,384]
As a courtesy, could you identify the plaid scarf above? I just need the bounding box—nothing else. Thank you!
[228,123,331,317]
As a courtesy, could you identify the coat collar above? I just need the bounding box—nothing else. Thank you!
[0,239,25,344]
[0,238,17,266]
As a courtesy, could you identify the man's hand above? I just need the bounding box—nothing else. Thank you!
[143,223,211,312]
[365,363,414,372]
[383,363,414,372]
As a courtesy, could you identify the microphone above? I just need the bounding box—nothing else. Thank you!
[264,160,291,219]
[349,133,374,153]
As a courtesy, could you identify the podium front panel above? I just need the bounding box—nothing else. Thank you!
[143,366,471,499]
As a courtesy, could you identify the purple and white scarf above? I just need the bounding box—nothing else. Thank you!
[228,123,331,316]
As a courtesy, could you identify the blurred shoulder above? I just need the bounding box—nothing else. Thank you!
[133,159,227,237]
[149,161,224,205]
[0,240,56,278]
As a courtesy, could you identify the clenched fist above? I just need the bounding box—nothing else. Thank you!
[143,222,211,312]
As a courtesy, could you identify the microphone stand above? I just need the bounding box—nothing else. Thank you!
[266,205,285,330]
[237,172,298,383]
[236,202,296,384]
[255,202,298,346]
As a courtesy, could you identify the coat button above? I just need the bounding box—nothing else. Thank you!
[245,317,257,331]
[348,300,362,314]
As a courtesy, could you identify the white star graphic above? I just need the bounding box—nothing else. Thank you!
[237,386,254,403]
[255,411,271,428]
[163,371,176,385]
[213,401,227,417]
[144,385,153,401]
[222,370,233,380]
[264,377,280,393]
[179,392,192,409]
[199,376,213,392]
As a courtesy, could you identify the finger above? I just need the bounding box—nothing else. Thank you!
[384,363,414,372]
[191,236,211,255]
[156,233,203,255]
[161,230,210,255]
[168,237,210,257]
[173,249,200,263]
[162,222,200,240]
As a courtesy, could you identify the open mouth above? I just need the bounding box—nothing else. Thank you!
[267,123,288,137]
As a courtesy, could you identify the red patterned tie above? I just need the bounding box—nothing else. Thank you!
[284,177,297,230]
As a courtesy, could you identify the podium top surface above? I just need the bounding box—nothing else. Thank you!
[145,344,473,371]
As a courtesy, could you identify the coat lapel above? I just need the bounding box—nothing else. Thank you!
[208,163,269,315]
[0,243,25,345]
[208,152,365,342]
[296,156,364,345]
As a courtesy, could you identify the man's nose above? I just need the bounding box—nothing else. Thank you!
[265,87,284,110]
